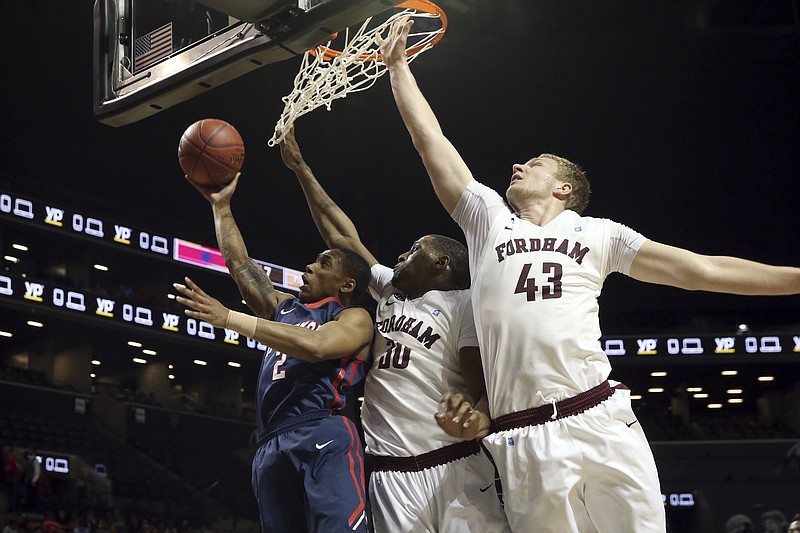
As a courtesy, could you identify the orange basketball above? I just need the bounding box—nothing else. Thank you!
[178,119,245,187]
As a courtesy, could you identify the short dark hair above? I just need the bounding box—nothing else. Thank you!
[337,248,371,301]
[428,235,470,290]
[541,153,591,215]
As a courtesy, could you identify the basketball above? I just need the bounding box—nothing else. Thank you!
[178,119,245,187]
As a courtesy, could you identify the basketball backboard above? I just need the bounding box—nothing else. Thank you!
[93,0,401,127]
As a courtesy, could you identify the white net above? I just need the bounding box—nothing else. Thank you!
[268,3,446,146]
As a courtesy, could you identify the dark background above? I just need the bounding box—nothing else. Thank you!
[3,0,799,336]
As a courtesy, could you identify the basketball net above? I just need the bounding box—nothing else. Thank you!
[268,0,447,146]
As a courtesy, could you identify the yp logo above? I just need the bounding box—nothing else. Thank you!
[24,282,45,302]
[114,225,132,245]
[95,298,115,317]
[636,339,657,355]
[45,206,65,227]
[162,313,180,331]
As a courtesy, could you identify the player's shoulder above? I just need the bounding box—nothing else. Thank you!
[422,286,472,311]
[567,211,624,230]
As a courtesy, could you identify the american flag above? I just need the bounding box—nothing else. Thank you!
[133,22,173,72]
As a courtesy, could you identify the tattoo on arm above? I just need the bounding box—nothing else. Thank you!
[233,260,275,318]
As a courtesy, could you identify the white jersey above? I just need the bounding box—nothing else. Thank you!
[360,264,477,456]
[452,180,647,417]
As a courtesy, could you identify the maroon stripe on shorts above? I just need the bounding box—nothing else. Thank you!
[491,380,628,433]
[370,439,482,473]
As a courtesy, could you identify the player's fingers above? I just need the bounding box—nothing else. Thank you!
[437,391,453,415]
[444,393,466,411]
[462,409,481,428]
[182,277,210,299]
[451,401,473,424]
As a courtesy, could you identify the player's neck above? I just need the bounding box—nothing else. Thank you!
[515,201,565,227]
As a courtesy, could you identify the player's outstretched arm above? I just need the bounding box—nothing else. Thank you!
[175,277,373,362]
[378,17,473,215]
[279,126,379,267]
[186,174,291,318]
[630,240,800,295]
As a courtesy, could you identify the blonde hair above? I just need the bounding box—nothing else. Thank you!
[541,153,591,215]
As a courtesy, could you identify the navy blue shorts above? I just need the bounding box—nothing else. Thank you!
[251,414,368,532]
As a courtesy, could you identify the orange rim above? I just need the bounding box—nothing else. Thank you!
[309,0,447,62]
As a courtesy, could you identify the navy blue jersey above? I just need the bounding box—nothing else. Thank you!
[256,296,367,433]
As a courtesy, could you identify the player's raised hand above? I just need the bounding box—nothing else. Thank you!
[184,172,241,206]
[377,16,412,67]
[173,276,230,329]
[435,392,490,440]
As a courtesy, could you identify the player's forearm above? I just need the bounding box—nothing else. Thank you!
[212,204,251,269]
[227,310,358,362]
[212,206,276,317]
[294,163,362,251]
[699,256,800,295]
[387,62,473,213]
[387,61,444,147]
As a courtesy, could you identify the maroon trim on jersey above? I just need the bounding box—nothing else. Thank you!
[491,380,629,432]
[370,439,482,473]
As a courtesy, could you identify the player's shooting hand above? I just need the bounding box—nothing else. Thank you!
[277,126,304,170]
[435,392,490,440]
[377,16,412,67]
[184,173,240,206]
[173,276,230,329]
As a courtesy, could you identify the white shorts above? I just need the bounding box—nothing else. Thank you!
[482,385,666,533]
[368,448,511,533]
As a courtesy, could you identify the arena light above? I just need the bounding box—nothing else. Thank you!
[647,388,665,393]
[728,398,744,404]
[0,330,12,338]
[93,263,109,271]
[687,387,703,392]
[168,374,175,380]
[128,340,142,347]
[142,349,157,355]
[193,359,208,366]
[90,373,96,378]
[630,394,643,400]
[132,357,147,364]
[707,403,723,409]
[721,370,738,376]
[650,371,667,377]
[12,243,28,251]
[693,393,709,399]
[4,255,19,263]
[227,361,241,368]
[27,320,44,328]
[758,376,775,382]
[91,360,102,366]
[726,389,743,395]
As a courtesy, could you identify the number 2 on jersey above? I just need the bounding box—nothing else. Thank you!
[514,262,563,301]
[272,351,288,380]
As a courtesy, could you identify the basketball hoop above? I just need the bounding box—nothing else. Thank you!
[268,0,447,147]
